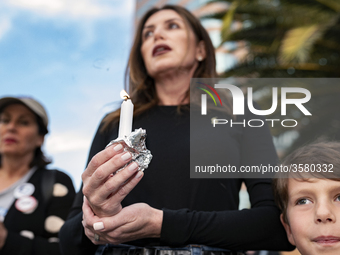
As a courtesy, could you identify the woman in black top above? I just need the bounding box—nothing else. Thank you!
[59,5,294,255]
[0,96,75,255]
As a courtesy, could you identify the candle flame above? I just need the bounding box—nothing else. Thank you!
[120,90,130,100]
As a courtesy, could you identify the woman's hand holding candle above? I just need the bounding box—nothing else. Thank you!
[82,142,144,218]
[82,90,140,218]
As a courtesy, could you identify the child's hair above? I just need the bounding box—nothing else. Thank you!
[273,141,340,224]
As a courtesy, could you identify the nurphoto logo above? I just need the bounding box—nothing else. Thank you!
[199,83,311,128]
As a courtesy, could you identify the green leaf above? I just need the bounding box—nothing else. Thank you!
[315,0,340,12]
[221,1,238,42]
[279,25,324,63]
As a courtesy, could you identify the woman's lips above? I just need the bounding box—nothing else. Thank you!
[313,236,340,246]
[152,44,172,57]
[4,138,17,144]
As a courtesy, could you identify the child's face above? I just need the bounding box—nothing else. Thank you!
[281,178,340,255]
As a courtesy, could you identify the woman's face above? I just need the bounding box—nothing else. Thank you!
[141,9,203,78]
[0,104,43,159]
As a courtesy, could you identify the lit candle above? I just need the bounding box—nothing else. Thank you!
[118,90,134,139]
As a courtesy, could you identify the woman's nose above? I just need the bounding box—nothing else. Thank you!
[315,201,336,223]
[153,27,164,41]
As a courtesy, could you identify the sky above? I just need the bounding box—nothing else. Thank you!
[0,0,135,190]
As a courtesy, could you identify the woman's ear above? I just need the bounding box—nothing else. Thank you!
[196,40,206,61]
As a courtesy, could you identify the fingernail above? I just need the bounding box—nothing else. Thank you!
[113,144,123,151]
[93,222,104,231]
[121,152,131,161]
[128,162,138,172]
[135,171,143,179]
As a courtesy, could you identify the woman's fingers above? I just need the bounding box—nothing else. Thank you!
[83,201,160,245]
[82,197,98,227]
[93,203,145,233]
[82,198,109,244]
[94,162,143,203]
[82,143,123,181]
[81,142,145,218]
[83,146,137,198]
[87,151,132,192]
[82,221,107,245]
[88,203,160,245]
[115,170,144,200]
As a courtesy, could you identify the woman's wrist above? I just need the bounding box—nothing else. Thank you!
[149,207,163,238]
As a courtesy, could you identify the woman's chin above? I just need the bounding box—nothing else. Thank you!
[150,65,195,80]
[148,64,177,77]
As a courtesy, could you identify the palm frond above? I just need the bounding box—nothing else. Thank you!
[221,1,238,42]
[315,0,340,12]
[278,25,324,63]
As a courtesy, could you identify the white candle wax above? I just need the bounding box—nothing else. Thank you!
[118,97,134,138]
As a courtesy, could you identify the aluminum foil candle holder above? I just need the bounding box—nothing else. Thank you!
[106,128,152,172]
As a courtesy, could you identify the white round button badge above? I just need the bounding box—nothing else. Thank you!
[0,207,6,222]
[15,196,38,214]
[14,183,35,199]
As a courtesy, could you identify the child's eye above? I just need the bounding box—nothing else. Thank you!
[296,198,312,205]
[335,195,340,202]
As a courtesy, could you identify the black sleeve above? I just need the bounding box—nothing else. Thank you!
[160,107,295,251]
[1,171,75,255]
[59,121,109,255]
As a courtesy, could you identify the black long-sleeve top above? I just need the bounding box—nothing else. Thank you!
[59,105,294,255]
[1,168,75,255]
